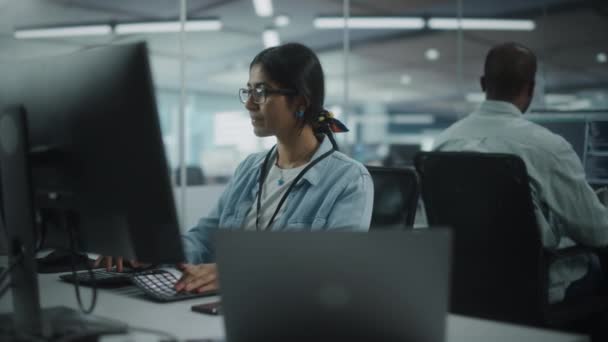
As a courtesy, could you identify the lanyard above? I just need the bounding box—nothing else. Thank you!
[256,145,335,231]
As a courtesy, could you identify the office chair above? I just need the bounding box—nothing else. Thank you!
[365,165,419,230]
[174,165,205,186]
[414,151,608,331]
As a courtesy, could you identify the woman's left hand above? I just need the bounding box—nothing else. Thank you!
[174,263,219,293]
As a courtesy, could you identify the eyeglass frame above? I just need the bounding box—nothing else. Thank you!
[238,86,297,104]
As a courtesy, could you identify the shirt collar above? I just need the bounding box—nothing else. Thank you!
[473,100,523,118]
[297,136,333,186]
[255,135,333,188]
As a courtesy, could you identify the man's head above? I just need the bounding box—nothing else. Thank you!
[481,42,537,113]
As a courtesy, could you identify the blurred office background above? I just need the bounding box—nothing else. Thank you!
[0,0,607,228]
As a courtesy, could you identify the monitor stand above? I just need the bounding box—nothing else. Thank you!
[0,107,128,341]
[0,306,128,341]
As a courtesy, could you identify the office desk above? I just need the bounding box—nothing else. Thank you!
[0,273,589,342]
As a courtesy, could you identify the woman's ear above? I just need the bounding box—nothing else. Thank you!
[296,95,310,112]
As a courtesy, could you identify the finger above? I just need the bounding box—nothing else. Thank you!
[105,256,113,271]
[197,281,219,293]
[175,272,195,291]
[184,276,210,292]
[93,256,103,267]
[175,266,208,291]
[116,256,124,273]
[130,260,140,268]
[185,272,217,292]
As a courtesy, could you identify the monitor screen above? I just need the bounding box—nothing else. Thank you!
[0,42,186,338]
[0,42,184,263]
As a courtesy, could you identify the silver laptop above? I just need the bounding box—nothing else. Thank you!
[215,228,452,342]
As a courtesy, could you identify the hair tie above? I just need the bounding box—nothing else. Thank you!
[317,110,349,133]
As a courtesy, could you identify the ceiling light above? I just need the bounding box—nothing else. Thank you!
[115,20,222,34]
[14,25,112,39]
[428,18,535,31]
[391,114,435,125]
[253,0,273,17]
[314,17,425,29]
[400,74,412,85]
[425,49,440,61]
[597,53,607,64]
[275,15,290,27]
[263,29,280,48]
[545,94,577,104]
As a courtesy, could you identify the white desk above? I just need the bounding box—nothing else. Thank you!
[0,273,589,342]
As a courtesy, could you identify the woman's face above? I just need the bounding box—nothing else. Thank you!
[245,64,300,138]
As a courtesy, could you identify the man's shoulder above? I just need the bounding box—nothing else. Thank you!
[519,119,572,151]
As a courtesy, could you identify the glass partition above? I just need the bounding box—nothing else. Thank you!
[1,0,606,225]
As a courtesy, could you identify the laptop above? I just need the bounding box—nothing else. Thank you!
[215,228,452,342]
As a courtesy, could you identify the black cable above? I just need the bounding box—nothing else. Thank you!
[0,252,23,287]
[0,250,24,301]
[34,210,47,253]
[0,280,10,299]
[65,212,97,314]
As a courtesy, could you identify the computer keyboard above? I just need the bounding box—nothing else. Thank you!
[59,267,218,302]
[131,268,218,302]
[59,268,135,287]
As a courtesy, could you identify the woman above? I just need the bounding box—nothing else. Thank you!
[175,43,373,293]
[98,43,374,292]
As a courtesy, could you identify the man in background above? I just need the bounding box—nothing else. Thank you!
[433,42,607,303]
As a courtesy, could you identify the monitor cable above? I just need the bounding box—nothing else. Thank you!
[64,212,98,314]
[0,251,24,299]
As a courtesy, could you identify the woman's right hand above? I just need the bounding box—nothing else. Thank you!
[93,256,146,272]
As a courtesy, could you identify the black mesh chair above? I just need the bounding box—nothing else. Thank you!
[365,166,419,230]
[414,151,608,330]
[174,165,205,186]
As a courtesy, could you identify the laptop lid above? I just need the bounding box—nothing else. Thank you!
[215,229,452,342]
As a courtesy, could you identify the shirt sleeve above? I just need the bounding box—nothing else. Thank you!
[325,168,374,231]
[181,156,254,264]
[544,139,608,247]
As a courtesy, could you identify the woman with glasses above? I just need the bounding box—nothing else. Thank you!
[98,43,374,293]
[174,43,374,293]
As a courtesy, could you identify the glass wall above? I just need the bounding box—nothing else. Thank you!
[2,0,606,223]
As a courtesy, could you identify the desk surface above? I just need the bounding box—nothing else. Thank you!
[0,273,589,342]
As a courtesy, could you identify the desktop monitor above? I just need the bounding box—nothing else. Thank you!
[0,42,184,339]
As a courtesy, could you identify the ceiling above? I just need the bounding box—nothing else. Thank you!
[0,0,607,116]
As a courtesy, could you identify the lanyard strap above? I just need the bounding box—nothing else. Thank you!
[256,145,335,231]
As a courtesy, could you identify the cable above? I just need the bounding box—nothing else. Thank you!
[65,212,97,314]
[0,249,24,301]
[0,252,23,287]
[0,280,10,299]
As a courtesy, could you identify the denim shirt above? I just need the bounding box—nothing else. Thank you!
[182,137,374,264]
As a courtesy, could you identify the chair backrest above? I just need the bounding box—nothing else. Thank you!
[174,165,205,186]
[414,151,545,326]
[365,165,419,230]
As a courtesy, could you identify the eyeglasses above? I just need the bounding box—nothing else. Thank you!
[239,86,296,104]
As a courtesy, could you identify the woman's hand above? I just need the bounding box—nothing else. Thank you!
[174,263,219,293]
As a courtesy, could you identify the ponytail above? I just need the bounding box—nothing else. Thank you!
[313,110,349,151]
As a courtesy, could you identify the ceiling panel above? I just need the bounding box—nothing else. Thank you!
[0,0,605,115]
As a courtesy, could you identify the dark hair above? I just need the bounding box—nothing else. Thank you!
[250,43,336,142]
[483,42,537,101]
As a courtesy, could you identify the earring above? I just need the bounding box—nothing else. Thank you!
[295,108,305,118]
